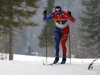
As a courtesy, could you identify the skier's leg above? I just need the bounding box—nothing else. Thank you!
[61,34,69,64]
[53,27,62,63]
[61,35,68,56]
[55,36,61,55]
[54,27,62,55]
[53,37,60,64]
[61,25,69,55]
[61,25,69,64]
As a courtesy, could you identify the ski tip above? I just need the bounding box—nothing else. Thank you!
[50,64,53,66]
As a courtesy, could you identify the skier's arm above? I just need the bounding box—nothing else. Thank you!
[68,16,75,23]
[67,11,75,23]
[43,12,54,22]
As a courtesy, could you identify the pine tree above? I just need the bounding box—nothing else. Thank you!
[0,0,39,60]
[78,0,100,58]
[38,0,55,57]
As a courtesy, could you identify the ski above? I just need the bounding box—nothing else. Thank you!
[43,63,56,66]
[43,62,66,66]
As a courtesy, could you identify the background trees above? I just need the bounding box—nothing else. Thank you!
[0,0,39,60]
[78,0,100,58]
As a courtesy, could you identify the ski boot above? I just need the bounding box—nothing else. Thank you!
[53,54,59,64]
[61,55,66,64]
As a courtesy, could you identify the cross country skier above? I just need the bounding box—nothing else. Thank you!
[43,6,75,64]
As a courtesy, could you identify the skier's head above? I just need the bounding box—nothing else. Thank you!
[55,6,62,15]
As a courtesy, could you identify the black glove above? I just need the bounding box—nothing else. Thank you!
[67,11,72,17]
[43,10,47,15]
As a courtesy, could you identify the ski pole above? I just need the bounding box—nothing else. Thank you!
[45,19,47,64]
[69,28,71,64]
[44,10,48,64]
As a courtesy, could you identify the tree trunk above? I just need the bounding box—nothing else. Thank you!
[5,34,9,60]
[9,27,13,60]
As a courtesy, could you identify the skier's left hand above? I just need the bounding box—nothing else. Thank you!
[67,11,72,17]
[43,10,47,15]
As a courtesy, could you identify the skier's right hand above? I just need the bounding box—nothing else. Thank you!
[43,10,47,22]
[43,10,47,15]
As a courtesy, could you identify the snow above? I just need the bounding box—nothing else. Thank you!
[0,54,100,75]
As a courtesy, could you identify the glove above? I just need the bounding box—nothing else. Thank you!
[43,10,47,15]
[67,11,72,17]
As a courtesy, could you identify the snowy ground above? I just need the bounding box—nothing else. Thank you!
[0,54,100,75]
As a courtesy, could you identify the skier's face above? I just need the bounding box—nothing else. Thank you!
[56,12,62,16]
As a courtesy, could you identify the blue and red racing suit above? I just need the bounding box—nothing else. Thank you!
[43,11,75,56]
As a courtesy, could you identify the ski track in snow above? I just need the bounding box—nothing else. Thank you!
[0,54,100,75]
